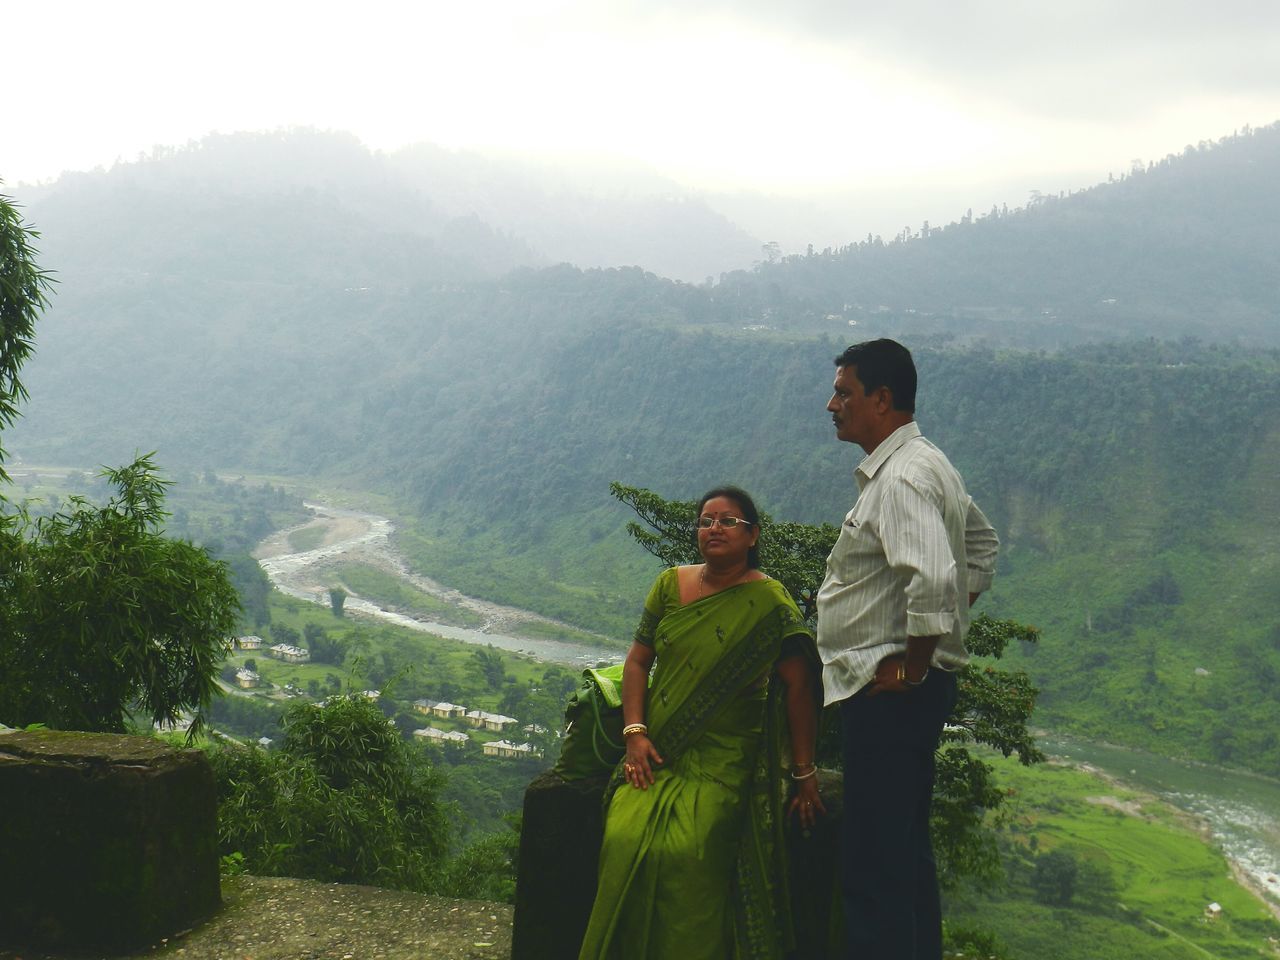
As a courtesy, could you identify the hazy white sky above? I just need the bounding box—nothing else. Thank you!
[6,0,1279,241]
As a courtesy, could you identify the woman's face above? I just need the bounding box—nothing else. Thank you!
[697,495,758,565]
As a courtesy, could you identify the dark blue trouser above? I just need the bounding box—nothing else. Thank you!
[838,668,957,960]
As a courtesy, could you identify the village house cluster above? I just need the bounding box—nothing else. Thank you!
[228,638,542,759]
[412,698,542,758]
[234,635,311,663]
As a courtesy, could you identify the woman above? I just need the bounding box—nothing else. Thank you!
[578,486,825,960]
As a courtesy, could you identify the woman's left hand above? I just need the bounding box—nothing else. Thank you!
[787,776,826,829]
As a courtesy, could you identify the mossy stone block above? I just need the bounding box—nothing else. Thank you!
[511,770,610,960]
[0,729,221,953]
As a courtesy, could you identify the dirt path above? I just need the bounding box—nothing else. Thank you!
[0,876,512,960]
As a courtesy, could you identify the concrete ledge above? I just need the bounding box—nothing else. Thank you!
[512,769,843,959]
[0,730,221,954]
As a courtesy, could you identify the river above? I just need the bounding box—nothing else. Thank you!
[252,501,619,668]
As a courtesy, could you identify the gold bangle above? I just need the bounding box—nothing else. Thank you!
[897,662,929,687]
[622,723,648,737]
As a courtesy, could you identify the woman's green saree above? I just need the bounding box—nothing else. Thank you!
[578,568,814,960]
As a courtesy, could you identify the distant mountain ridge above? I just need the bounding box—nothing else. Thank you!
[714,122,1280,347]
[15,128,763,285]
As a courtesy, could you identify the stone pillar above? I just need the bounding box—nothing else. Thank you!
[512,769,843,959]
[0,729,222,953]
[511,770,610,960]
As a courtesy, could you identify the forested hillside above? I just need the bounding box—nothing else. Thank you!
[719,124,1280,347]
[8,122,1280,776]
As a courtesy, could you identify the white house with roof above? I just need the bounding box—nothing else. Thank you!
[236,635,264,650]
[430,701,466,720]
[413,727,471,747]
[482,739,542,759]
[465,710,518,732]
[268,643,311,663]
[235,668,261,689]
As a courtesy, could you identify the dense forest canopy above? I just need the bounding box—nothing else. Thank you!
[5,122,1280,775]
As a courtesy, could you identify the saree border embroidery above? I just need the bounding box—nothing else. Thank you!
[652,603,797,760]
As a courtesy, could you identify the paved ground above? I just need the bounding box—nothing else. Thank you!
[0,876,513,960]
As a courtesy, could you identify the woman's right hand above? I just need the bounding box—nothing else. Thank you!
[623,734,664,790]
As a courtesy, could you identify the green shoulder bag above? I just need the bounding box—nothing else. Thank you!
[553,663,650,781]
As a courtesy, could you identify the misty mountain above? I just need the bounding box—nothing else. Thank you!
[384,143,763,283]
[18,130,536,289]
[715,124,1280,347]
[16,129,764,286]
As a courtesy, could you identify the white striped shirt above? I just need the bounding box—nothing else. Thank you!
[816,421,999,705]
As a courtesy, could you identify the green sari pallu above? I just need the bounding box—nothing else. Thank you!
[578,570,814,960]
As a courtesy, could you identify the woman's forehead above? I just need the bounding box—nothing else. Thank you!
[700,496,743,515]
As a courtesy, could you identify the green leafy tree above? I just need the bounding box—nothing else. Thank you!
[1031,848,1079,906]
[329,586,347,617]
[942,923,1011,960]
[433,815,521,902]
[0,457,241,735]
[304,622,345,665]
[1073,856,1120,915]
[610,482,1043,889]
[469,646,508,691]
[209,694,450,889]
[1,197,239,737]
[270,622,301,646]
[0,189,51,478]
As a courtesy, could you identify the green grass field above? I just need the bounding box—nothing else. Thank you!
[944,753,1280,959]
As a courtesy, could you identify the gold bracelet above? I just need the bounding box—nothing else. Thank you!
[622,723,648,737]
[896,662,929,687]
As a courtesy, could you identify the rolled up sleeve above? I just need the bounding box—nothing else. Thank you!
[964,499,999,594]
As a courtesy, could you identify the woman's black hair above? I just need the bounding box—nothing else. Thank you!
[696,484,762,569]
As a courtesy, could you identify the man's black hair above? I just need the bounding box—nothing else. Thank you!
[833,339,917,413]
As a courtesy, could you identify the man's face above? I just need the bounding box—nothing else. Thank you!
[827,365,882,449]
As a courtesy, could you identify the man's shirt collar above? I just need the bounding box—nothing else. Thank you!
[855,420,920,485]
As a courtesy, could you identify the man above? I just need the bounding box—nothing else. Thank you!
[816,339,998,960]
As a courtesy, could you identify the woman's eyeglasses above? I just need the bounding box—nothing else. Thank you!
[696,516,754,529]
